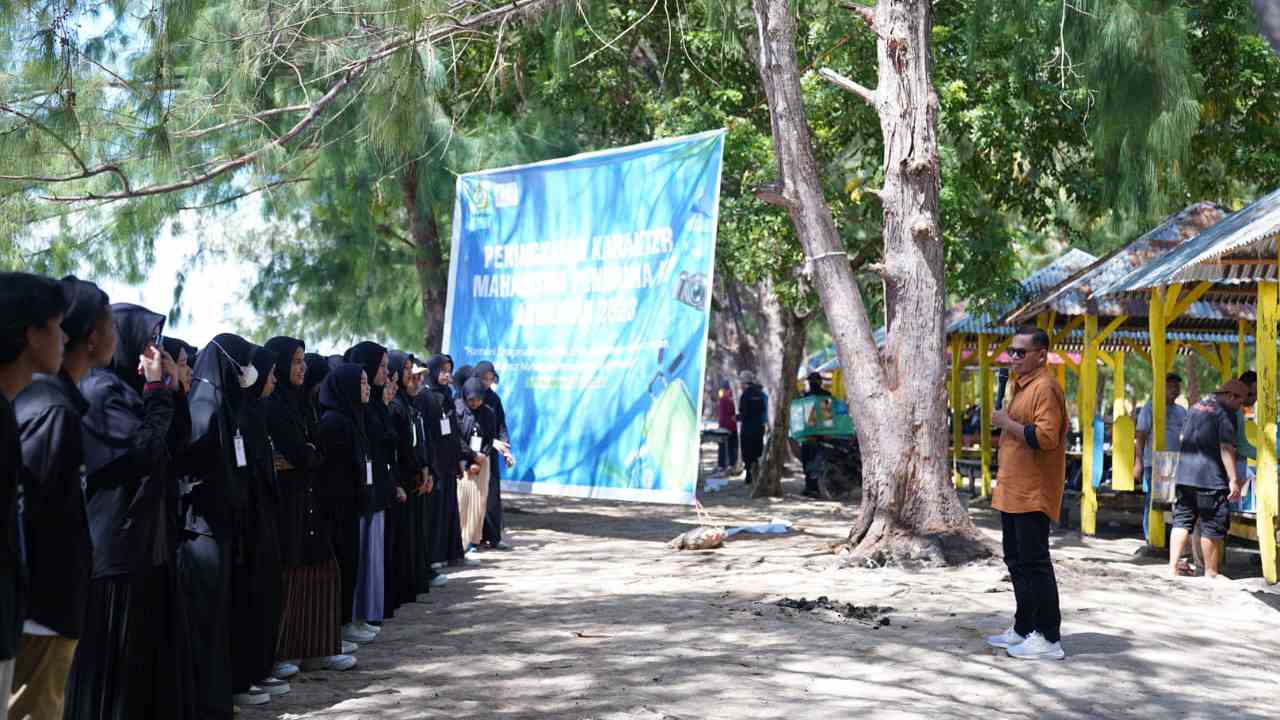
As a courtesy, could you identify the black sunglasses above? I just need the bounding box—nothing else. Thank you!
[1007,347,1037,358]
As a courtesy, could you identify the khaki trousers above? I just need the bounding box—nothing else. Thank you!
[9,634,77,720]
[458,455,491,547]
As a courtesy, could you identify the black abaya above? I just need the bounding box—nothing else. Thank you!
[69,304,196,720]
[416,355,471,566]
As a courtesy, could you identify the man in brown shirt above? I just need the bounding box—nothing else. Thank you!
[985,326,1067,660]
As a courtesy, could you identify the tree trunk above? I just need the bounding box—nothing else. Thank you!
[1184,352,1199,406]
[749,0,989,565]
[754,305,809,498]
[401,160,447,353]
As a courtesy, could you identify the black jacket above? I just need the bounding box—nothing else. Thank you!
[0,394,25,660]
[80,369,176,577]
[739,383,769,434]
[455,398,497,459]
[416,386,477,483]
[15,371,93,638]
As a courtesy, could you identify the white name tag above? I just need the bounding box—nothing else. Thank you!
[440,417,451,436]
[234,432,247,468]
[470,435,482,453]
[365,461,374,486]
[411,419,418,447]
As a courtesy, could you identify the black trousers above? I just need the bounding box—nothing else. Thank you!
[717,431,739,468]
[1000,511,1061,643]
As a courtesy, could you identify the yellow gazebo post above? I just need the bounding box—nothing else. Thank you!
[1148,287,1168,547]
[951,335,964,490]
[979,333,993,497]
[1256,276,1279,583]
[1111,350,1136,492]
[1080,315,1100,535]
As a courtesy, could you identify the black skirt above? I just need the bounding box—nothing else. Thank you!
[409,491,433,594]
[64,566,197,720]
[427,476,464,565]
[382,496,417,616]
[229,504,283,692]
[482,453,504,544]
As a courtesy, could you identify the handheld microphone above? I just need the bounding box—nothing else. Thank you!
[995,368,1010,410]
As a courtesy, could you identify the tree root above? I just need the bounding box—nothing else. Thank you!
[839,519,995,569]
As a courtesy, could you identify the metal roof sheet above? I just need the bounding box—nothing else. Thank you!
[1002,202,1226,322]
[946,249,1098,335]
[1097,187,1280,295]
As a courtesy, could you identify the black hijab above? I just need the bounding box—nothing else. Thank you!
[452,364,474,396]
[107,303,165,397]
[425,354,453,397]
[188,333,255,450]
[344,342,388,393]
[473,360,499,384]
[161,336,190,365]
[461,377,486,402]
[303,353,331,392]
[319,362,366,420]
[265,337,306,410]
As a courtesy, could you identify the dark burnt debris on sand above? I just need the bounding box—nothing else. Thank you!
[776,596,894,626]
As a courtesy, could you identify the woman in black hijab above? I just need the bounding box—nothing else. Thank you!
[384,351,428,608]
[315,362,375,644]
[264,338,351,672]
[415,354,472,568]
[451,364,474,400]
[456,377,497,553]
[67,303,196,720]
[176,333,274,712]
[303,353,331,424]
[342,342,393,629]
[473,360,514,548]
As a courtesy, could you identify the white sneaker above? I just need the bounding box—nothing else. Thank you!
[232,688,271,706]
[358,621,381,635]
[342,623,375,643]
[341,640,358,654]
[257,677,290,696]
[985,626,1027,649]
[429,574,449,588]
[273,661,300,679]
[301,654,357,672]
[1007,632,1066,660]
[430,561,446,570]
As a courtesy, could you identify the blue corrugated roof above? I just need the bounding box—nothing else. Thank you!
[946,249,1098,335]
[1002,202,1226,322]
[1097,187,1280,295]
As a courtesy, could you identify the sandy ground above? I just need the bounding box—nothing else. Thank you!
[243,454,1280,720]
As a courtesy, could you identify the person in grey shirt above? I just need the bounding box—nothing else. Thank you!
[1132,372,1188,487]
[1132,373,1188,543]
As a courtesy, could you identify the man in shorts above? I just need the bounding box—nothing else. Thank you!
[1169,379,1249,579]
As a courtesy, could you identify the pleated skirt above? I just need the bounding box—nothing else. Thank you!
[64,565,197,720]
[353,511,385,622]
[275,558,342,660]
[458,456,490,548]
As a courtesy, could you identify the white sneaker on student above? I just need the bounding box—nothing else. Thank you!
[429,574,449,588]
[257,677,290,696]
[342,623,375,643]
[301,654,357,672]
[358,621,381,635]
[341,640,358,654]
[985,626,1026,649]
[1006,632,1065,660]
[232,688,271,706]
[430,561,446,570]
[273,661,300,679]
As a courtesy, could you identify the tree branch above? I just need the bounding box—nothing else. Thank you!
[753,180,790,209]
[818,67,877,106]
[27,0,558,204]
[177,176,311,211]
[840,2,876,29]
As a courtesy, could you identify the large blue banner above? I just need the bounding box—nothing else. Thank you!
[443,130,725,505]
